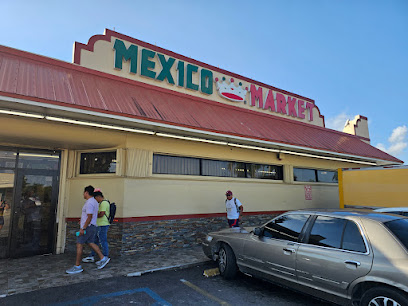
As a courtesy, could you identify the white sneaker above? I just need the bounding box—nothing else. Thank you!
[66,265,83,274]
[82,256,95,263]
[96,257,111,269]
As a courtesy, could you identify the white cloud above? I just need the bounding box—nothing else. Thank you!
[388,125,407,143]
[376,125,408,158]
[326,112,354,131]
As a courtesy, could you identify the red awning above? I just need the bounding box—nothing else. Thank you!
[0,45,402,164]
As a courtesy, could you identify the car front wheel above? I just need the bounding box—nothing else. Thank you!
[218,243,237,279]
[360,286,408,306]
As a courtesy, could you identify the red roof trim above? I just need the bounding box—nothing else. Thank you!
[0,45,402,164]
[1,90,375,160]
[0,44,326,128]
[73,29,320,105]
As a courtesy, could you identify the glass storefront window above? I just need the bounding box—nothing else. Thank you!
[0,150,17,168]
[80,151,117,174]
[18,152,60,170]
[153,154,200,175]
[294,168,317,182]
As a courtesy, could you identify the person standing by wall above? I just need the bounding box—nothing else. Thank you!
[225,190,243,228]
[66,185,110,274]
[82,189,110,263]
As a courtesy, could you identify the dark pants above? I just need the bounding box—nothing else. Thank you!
[228,219,240,228]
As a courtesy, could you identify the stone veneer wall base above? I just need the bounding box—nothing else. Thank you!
[65,214,277,256]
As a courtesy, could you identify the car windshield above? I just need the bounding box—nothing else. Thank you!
[384,219,408,250]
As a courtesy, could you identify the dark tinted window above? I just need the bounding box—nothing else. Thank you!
[342,221,366,252]
[294,168,338,183]
[384,219,408,250]
[317,170,338,183]
[153,154,283,180]
[263,214,309,242]
[202,159,234,177]
[294,168,316,182]
[249,164,283,180]
[153,154,200,175]
[308,216,346,248]
[80,151,116,174]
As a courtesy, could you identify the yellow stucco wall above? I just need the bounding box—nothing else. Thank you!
[340,167,408,208]
[63,132,353,218]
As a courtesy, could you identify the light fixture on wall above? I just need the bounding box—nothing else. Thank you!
[280,150,376,165]
[227,143,279,152]
[0,109,44,119]
[45,116,155,135]
[155,132,228,145]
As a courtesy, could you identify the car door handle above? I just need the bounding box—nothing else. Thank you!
[345,260,361,266]
[283,248,295,253]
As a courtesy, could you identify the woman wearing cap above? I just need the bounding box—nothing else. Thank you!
[225,190,243,228]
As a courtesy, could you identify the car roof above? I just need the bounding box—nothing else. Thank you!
[284,208,402,222]
[374,207,408,212]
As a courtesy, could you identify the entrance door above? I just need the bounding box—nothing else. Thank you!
[9,169,59,258]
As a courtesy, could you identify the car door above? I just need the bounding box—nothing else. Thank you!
[296,216,372,298]
[241,214,310,283]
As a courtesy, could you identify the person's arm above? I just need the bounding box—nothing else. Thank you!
[79,214,93,236]
[97,201,108,218]
[239,205,243,218]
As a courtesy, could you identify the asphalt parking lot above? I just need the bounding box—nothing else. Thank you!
[1,262,335,306]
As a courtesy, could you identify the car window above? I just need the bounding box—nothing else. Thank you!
[263,214,309,242]
[342,221,366,253]
[384,219,408,250]
[308,216,346,248]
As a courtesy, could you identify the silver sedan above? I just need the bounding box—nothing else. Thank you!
[202,209,408,306]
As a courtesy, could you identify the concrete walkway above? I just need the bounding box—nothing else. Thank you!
[0,246,210,297]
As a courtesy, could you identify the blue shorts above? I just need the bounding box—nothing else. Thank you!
[77,225,97,244]
[228,219,240,228]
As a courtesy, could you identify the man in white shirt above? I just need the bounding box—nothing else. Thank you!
[225,190,243,228]
[66,185,110,274]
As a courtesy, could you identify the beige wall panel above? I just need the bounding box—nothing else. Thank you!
[122,177,339,217]
[66,177,124,218]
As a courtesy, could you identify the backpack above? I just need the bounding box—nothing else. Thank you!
[104,200,116,224]
[225,197,240,214]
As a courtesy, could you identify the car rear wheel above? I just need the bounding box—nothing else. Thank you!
[218,243,237,279]
[360,287,408,306]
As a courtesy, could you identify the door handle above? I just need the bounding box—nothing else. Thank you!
[345,260,361,266]
[283,248,295,253]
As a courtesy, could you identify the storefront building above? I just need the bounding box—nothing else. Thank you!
[0,29,402,258]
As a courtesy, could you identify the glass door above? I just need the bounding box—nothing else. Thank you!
[9,170,59,258]
[0,169,14,258]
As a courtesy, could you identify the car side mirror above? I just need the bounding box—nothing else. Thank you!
[253,227,263,236]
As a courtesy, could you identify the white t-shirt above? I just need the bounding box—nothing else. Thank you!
[226,197,242,220]
[80,197,99,228]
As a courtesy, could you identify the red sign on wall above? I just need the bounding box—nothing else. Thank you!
[304,185,312,200]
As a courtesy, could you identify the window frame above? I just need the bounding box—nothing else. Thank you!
[293,167,338,184]
[152,153,284,181]
[304,215,370,254]
[262,214,311,242]
[77,149,118,176]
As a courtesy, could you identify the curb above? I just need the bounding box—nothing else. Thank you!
[126,258,211,277]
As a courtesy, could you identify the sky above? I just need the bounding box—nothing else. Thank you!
[1,0,407,164]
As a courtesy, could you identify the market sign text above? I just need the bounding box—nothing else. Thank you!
[114,39,315,122]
